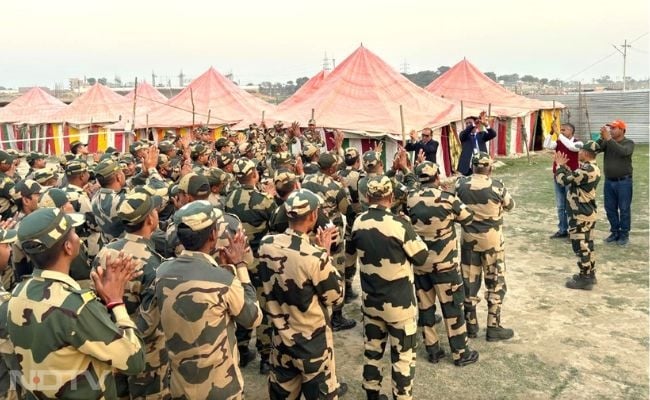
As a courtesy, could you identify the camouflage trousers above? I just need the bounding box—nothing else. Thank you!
[115,353,170,400]
[268,340,338,399]
[330,227,346,311]
[569,219,596,275]
[414,262,469,361]
[237,269,272,358]
[343,239,357,287]
[362,314,417,400]
[460,245,508,328]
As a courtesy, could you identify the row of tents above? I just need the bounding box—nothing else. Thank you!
[0,45,563,176]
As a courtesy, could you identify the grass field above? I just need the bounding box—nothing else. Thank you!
[242,145,649,399]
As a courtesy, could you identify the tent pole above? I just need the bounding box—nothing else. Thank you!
[399,105,405,146]
[262,110,265,123]
[190,88,196,131]
[311,108,315,120]
[487,103,491,118]
[130,77,137,148]
[207,109,211,126]
[461,100,464,122]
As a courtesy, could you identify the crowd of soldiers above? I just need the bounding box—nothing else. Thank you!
[0,115,604,400]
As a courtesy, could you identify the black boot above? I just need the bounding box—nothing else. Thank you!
[433,313,443,325]
[572,271,597,285]
[486,326,514,341]
[337,382,348,397]
[365,389,388,400]
[259,355,271,375]
[425,343,446,364]
[344,283,358,304]
[238,345,256,368]
[332,310,356,332]
[566,274,594,290]
[454,348,479,367]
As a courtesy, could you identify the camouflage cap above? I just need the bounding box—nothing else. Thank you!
[163,130,177,140]
[178,173,210,197]
[215,137,230,149]
[285,189,323,218]
[5,149,22,158]
[117,191,162,225]
[0,228,17,244]
[158,140,175,153]
[415,161,440,182]
[270,136,286,149]
[65,160,89,176]
[471,151,493,167]
[302,143,319,158]
[38,188,70,209]
[344,147,360,161]
[205,168,229,186]
[13,179,45,199]
[105,146,118,155]
[190,142,209,158]
[129,141,148,155]
[318,153,337,169]
[157,154,171,168]
[33,167,57,185]
[581,140,600,153]
[194,125,211,134]
[367,175,393,198]
[362,151,381,169]
[233,158,256,178]
[274,168,297,186]
[134,179,170,200]
[217,153,235,168]
[70,140,87,152]
[274,120,284,128]
[119,154,136,168]
[18,208,84,254]
[308,118,316,125]
[249,122,258,129]
[174,200,220,231]
[0,150,16,164]
[59,152,76,167]
[226,127,238,137]
[26,152,46,163]
[94,159,121,179]
[273,151,294,166]
[238,142,253,155]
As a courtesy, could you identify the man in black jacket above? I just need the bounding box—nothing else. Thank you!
[457,112,497,176]
[405,128,438,163]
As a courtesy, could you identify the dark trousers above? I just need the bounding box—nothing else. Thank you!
[604,177,633,237]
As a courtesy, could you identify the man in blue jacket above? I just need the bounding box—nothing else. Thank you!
[405,128,438,163]
[457,112,497,176]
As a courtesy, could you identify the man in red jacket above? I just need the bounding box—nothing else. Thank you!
[544,123,583,239]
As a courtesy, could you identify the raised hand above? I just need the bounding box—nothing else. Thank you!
[219,230,249,266]
[291,121,302,138]
[409,129,417,142]
[314,225,337,255]
[334,129,344,150]
[416,149,425,164]
[554,151,569,167]
[142,145,160,171]
[91,252,142,305]
[374,140,383,154]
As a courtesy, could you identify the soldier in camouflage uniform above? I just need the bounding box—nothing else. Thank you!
[225,158,277,373]
[301,143,321,175]
[301,118,325,148]
[406,162,479,366]
[33,166,58,187]
[349,175,428,400]
[455,152,515,341]
[7,208,145,398]
[0,226,18,400]
[190,142,211,174]
[0,150,18,220]
[24,152,46,180]
[258,189,348,399]
[206,167,230,209]
[302,153,357,331]
[358,151,384,212]
[554,140,602,290]
[138,201,262,399]
[93,191,170,399]
[339,147,364,303]
[10,179,45,284]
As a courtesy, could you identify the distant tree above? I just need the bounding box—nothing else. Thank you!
[596,75,613,84]
[295,77,309,88]
[0,86,5,90]
[98,78,107,85]
[520,74,539,83]
[114,77,122,87]
[484,71,497,81]
[87,77,96,85]
[540,78,549,85]
[437,66,450,75]
[286,80,294,87]
[498,73,519,82]
[403,70,436,87]
[549,79,562,87]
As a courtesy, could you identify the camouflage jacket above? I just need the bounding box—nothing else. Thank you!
[63,183,102,258]
[0,286,17,400]
[258,229,343,358]
[455,174,515,252]
[302,171,354,227]
[138,251,262,399]
[7,269,144,399]
[339,166,364,213]
[300,129,324,148]
[350,204,428,322]
[91,187,128,244]
[407,186,474,269]
[225,184,277,253]
[555,161,601,222]
[0,173,16,220]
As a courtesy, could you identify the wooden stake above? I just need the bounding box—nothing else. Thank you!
[399,105,405,146]
[207,109,211,125]
[311,108,315,120]
[130,77,137,147]
[190,88,195,129]
[488,103,492,118]
[262,110,265,123]
[521,119,531,164]
[461,100,464,122]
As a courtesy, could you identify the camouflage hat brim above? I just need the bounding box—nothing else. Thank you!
[0,229,17,244]
[19,211,84,255]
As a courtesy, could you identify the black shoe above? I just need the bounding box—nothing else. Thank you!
[365,390,388,400]
[486,326,514,342]
[466,323,479,338]
[566,275,594,291]
[344,285,359,304]
[332,311,356,332]
[454,349,479,367]
[259,358,271,375]
[238,346,256,368]
[617,236,629,246]
[604,233,619,243]
[337,382,348,397]
[572,273,597,285]
[433,313,443,325]
[550,231,569,239]
[426,346,446,364]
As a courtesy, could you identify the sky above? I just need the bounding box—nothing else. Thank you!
[1,0,648,89]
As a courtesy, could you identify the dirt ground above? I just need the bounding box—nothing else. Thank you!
[242,146,649,399]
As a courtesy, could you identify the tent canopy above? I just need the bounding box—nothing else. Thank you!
[277,45,469,136]
[125,82,168,112]
[0,87,67,124]
[279,70,328,109]
[138,67,275,129]
[426,59,562,117]
[55,83,131,126]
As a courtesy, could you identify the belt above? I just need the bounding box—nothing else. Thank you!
[607,175,632,182]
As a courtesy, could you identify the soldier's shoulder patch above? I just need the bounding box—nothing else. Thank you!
[79,290,97,304]
[0,292,10,303]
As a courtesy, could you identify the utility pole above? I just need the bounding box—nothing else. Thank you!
[178,70,185,87]
[152,70,157,87]
[612,39,631,91]
[400,59,409,74]
[322,52,331,71]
